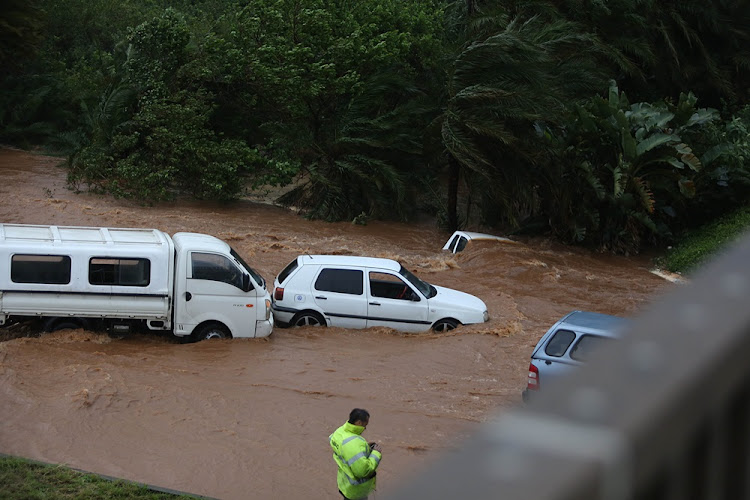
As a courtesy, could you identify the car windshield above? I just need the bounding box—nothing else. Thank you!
[230,248,265,289]
[399,265,436,298]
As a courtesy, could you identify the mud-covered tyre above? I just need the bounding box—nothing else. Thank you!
[44,318,82,333]
[432,318,458,332]
[191,323,231,341]
[292,311,326,327]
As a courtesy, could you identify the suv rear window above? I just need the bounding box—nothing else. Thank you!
[570,334,613,362]
[314,268,363,295]
[277,258,299,284]
[544,329,576,357]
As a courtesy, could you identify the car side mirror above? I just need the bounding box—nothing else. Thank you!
[242,274,254,292]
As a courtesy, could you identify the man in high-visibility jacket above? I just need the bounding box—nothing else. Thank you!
[329,408,383,500]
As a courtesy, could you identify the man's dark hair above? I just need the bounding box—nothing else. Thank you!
[348,408,370,424]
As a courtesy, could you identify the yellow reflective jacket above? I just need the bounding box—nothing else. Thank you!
[329,421,382,500]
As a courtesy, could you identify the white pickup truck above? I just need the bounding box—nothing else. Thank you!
[0,224,273,341]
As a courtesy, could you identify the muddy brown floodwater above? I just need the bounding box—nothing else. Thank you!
[0,148,673,498]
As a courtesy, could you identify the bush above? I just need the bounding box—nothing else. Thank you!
[659,205,750,273]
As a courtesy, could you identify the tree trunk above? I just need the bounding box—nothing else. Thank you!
[447,156,460,231]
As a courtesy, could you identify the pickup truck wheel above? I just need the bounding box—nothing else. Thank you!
[193,323,230,341]
[432,319,458,332]
[292,311,325,327]
[44,319,81,332]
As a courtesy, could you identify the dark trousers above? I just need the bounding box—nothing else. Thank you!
[339,490,367,500]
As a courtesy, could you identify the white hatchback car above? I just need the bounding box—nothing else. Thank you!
[272,255,489,332]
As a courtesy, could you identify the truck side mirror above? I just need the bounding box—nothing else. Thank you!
[242,274,254,292]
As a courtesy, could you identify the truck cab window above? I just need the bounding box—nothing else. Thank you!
[191,252,243,289]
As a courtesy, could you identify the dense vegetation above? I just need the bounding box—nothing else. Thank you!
[658,205,750,274]
[0,456,195,499]
[1,0,749,253]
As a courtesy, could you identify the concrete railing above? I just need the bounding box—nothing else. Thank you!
[386,231,750,500]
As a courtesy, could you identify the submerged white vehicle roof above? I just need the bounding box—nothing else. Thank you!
[442,230,515,253]
[297,254,401,272]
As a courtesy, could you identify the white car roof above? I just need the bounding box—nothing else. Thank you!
[298,254,401,272]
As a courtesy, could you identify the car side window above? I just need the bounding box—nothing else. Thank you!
[369,272,416,300]
[314,268,363,295]
[191,252,243,289]
[544,329,576,357]
[570,334,613,362]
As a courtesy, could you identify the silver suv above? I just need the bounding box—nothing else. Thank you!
[522,311,629,402]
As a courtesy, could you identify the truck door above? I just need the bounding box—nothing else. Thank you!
[366,271,429,332]
[183,252,258,337]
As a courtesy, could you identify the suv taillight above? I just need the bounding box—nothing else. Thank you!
[526,363,539,391]
[274,287,284,301]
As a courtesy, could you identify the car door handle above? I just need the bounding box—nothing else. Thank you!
[186,292,192,301]
[545,360,552,365]
[369,302,381,306]
[315,296,327,300]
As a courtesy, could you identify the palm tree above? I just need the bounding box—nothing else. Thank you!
[0,0,44,73]
[550,0,750,107]
[276,70,431,221]
[434,1,605,230]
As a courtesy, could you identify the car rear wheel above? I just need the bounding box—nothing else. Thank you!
[432,318,458,332]
[292,311,326,327]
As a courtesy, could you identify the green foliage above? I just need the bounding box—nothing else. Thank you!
[549,0,750,107]
[685,105,750,225]
[227,0,444,220]
[545,82,720,253]
[435,4,608,229]
[0,0,44,72]
[0,456,193,499]
[658,205,750,274]
[2,0,750,252]
[66,9,264,202]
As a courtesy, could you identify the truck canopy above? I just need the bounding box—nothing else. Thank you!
[0,224,172,296]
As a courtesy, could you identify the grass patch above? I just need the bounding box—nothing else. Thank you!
[659,206,750,274]
[0,456,198,499]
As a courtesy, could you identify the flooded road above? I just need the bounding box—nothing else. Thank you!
[0,148,672,498]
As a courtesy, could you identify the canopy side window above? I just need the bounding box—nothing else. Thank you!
[11,254,71,284]
[89,257,151,286]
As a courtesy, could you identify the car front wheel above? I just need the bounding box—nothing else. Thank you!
[432,318,458,332]
[192,323,231,341]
